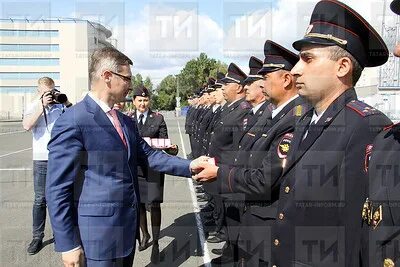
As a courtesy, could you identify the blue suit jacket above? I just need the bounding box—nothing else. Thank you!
[46,95,191,260]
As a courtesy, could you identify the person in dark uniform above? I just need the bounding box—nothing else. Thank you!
[251,1,391,266]
[207,63,251,265]
[237,56,269,149]
[363,1,399,266]
[195,40,310,266]
[201,73,229,238]
[185,95,196,159]
[131,85,172,263]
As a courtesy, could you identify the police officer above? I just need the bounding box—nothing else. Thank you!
[207,63,251,264]
[363,1,400,266]
[237,56,270,147]
[132,85,172,263]
[266,1,391,266]
[195,40,310,266]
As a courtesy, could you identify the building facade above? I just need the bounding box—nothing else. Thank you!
[0,18,113,119]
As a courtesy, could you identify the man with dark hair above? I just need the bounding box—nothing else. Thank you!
[195,40,310,266]
[263,1,392,266]
[46,47,207,267]
[206,63,251,264]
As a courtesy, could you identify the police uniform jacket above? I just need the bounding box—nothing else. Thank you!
[364,123,400,267]
[134,109,168,180]
[208,97,251,165]
[270,88,392,267]
[202,105,222,155]
[237,101,271,146]
[214,97,309,262]
[185,105,194,134]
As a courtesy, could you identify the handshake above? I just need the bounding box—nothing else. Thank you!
[189,156,219,182]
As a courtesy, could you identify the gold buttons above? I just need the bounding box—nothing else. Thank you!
[274,239,280,246]
[284,186,290,193]
[279,213,284,220]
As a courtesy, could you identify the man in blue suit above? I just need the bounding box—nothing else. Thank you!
[46,47,206,267]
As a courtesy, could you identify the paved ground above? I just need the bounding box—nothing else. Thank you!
[0,116,220,267]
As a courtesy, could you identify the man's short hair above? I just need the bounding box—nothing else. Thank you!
[327,46,363,86]
[38,77,55,87]
[89,47,133,83]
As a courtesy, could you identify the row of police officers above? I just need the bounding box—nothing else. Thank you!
[186,0,400,266]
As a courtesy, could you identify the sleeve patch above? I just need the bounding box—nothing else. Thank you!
[277,133,294,159]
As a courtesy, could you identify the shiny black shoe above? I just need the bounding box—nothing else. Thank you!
[151,243,160,264]
[197,194,211,202]
[207,233,226,243]
[196,187,205,194]
[211,248,223,255]
[138,234,151,251]
[27,238,42,255]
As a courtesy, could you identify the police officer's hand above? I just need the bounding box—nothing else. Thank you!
[62,248,84,267]
[192,162,218,182]
[41,91,53,107]
[190,156,210,173]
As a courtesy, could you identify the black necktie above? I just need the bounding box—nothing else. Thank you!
[139,114,144,125]
[299,120,317,150]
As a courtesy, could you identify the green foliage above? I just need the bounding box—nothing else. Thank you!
[154,53,227,110]
[129,53,227,111]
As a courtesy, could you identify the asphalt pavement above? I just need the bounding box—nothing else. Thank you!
[0,116,219,267]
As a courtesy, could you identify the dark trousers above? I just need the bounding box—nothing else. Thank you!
[32,160,48,240]
[85,250,135,267]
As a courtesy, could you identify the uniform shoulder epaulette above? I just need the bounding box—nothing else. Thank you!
[346,100,381,117]
[240,101,251,110]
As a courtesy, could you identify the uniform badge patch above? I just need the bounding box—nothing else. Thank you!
[277,133,293,159]
[364,144,373,173]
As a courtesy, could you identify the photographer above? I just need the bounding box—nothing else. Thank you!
[22,77,72,255]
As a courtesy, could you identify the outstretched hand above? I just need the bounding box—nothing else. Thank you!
[189,156,210,173]
[192,162,219,182]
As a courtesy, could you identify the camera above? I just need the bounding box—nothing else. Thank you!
[43,90,68,104]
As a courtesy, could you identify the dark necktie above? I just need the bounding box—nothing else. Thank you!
[299,120,317,150]
[139,114,144,126]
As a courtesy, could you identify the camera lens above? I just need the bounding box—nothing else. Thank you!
[54,93,67,103]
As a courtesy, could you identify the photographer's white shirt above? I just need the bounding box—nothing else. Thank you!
[24,99,64,161]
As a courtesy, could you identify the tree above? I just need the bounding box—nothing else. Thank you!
[154,53,228,110]
[152,75,177,110]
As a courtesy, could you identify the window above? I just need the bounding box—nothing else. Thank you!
[0,44,59,51]
[0,29,58,37]
[0,58,59,66]
[0,72,60,80]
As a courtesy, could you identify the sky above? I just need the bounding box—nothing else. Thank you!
[0,0,397,85]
